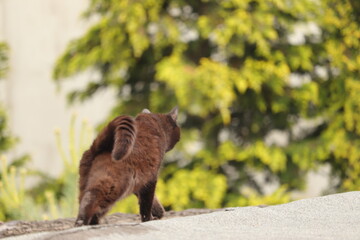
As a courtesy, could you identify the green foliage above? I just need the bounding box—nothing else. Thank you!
[53,0,360,210]
[0,156,41,221]
[158,167,227,210]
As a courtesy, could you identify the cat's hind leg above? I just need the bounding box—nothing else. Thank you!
[75,177,131,226]
[75,189,112,226]
[78,150,95,203]
[75,190,98,226]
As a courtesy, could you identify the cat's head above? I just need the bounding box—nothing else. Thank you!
[142,107,180,152]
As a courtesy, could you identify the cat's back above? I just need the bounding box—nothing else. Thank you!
[135,112,159,127]
[128,113,165,171]
[133,113,166,149]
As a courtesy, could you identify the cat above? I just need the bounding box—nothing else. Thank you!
[75,107,180,226]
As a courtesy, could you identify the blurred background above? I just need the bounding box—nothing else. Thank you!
[0,0,359,221]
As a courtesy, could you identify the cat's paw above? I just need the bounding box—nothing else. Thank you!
[151,207,165,219]
[74,219,84,227]
[141,214,154,222]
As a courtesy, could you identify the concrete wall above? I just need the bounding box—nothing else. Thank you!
[0,0,115,175]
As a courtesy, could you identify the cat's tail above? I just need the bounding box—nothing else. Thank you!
[112,116,137,161]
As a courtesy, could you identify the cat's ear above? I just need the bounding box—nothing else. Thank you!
[142,108,151,114]
[169,106,178,121]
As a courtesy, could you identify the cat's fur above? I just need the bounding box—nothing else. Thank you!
[75,107,180,226]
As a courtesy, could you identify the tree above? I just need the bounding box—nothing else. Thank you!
[53,0,360,210]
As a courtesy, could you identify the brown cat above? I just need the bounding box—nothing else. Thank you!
[75,107,180,226]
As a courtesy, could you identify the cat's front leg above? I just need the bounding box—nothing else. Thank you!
[138,181,157,222]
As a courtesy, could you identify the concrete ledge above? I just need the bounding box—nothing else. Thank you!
[3,191,360,240]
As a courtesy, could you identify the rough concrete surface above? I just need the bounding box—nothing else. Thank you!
[1,191,359,240]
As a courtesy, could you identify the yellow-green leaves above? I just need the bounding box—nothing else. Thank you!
[157,54,235,123]
[193,58,236,124]
[344,78,360,134]
[157,55,290,123]
[157,168,227,210]
[0,156,39,221]
[121,3,149,57]
[218,140,287,173]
